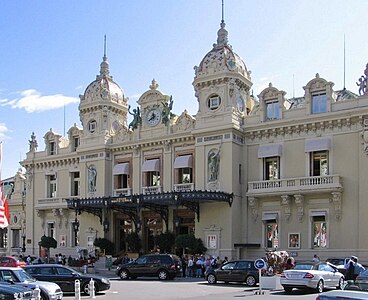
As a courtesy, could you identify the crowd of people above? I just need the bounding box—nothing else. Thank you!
[180,254,228,278]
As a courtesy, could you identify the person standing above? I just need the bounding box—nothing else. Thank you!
[312,254,320,263]
[187,255,194,277]
[181,255,187,278]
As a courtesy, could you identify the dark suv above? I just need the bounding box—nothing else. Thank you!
[116,254,181,280]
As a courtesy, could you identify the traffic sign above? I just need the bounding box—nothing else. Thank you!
[254,259,265,270]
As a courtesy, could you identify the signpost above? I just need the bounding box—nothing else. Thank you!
[254,259,266,295]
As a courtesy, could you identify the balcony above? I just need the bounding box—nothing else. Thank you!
[174,183,195,192]
[247,175,343,197]
[142,186,162,194]
[113,188,132,197]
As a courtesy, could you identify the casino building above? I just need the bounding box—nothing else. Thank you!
[3,16,368,262]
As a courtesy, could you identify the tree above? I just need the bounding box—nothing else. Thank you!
[126,232,141,253]
[175,234,207,255]
[93,238,115,255]
[154,231,175,253]
[38,235,57,260]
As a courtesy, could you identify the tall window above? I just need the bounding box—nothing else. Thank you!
[266,100,279,120]
[49,142,56,155]
[47,222,55,239]
[265,220,279,248]
[313,216,327,248]
[264,157,280,180]
[11,229,20,248]
[71,172,80,196]
[312,92,327,113]
[146,172,160,187]
[73,137,79,152]
[0,229,8,248]
[178,168,192,184]
[47,175,57,198]
[310,151,328,176]
[115,174,129,189]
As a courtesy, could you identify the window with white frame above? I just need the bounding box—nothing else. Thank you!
[115,174,129,189]
[146,172,160,187]
[266,100,279,120]
[313,216,327,248]
[47,222,55,240]
[312,92,327,114]
[265,220,279,249]
[47,175,57,198]
[310,151,328,176]
[70,172,80,196]
[264,157,280,180]
[88,120,97,133]
[208,95,221,110]
[178,168,192,184]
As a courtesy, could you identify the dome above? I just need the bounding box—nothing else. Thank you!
[195,21,250,80]
[81,55,125,105]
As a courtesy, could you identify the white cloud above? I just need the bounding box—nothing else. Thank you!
[0,89,79,113]
[0,123,9,140]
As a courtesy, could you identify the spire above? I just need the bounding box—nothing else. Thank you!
[100,35,110,77]
[216,0,228,46]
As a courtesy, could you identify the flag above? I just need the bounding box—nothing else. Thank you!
[0,142,9,228]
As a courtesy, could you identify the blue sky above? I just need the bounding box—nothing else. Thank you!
[0,0,367,179]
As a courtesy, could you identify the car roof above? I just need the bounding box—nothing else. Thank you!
[0,267,23,270]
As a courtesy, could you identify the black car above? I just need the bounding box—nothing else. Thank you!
[23,264,110,296]
[116,253,181,280]
[205,260,259,287]
[0,283,34,300]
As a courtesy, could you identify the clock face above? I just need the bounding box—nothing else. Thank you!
[146,108,161,126]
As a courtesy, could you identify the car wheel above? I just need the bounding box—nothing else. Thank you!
[316,280,324,293]
[245,275,257,287]
[284,287,293,294]
[337,277,344,290]
[40,291,49,300]
[119,269,130,280]
[207,274,217,284]
[82,282,97,296]
[157,269,169,280]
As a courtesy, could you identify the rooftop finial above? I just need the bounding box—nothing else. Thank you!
[222,0,224,23]
[104,35,107,58]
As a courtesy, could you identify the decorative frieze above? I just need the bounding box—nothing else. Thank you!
[281,195,291,222]
[294,194,304,222]
[248,197,258,221]
[330,191,342,221]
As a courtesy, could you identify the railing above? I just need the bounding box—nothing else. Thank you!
[113,188,132,197]
[247,175,342,196]
[174,183,195,192]
[142,186,162,194]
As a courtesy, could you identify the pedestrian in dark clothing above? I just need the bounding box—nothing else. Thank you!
[181,255,187,277]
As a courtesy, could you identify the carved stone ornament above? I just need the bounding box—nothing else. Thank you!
[281,195,291,222]
[356,63,368,96]
[248,197,258,221]
[331,191,342,221]
[294,194,304,222]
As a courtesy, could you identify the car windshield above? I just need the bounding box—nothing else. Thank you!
[293,264,314,270]
[14,269,37,282]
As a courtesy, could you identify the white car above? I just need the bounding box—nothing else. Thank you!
[0,267,63,300]
[280,262,344,294]
[316,289,368,299]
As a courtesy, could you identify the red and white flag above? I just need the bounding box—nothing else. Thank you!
[0,142,10,228]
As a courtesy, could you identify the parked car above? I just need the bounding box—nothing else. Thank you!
[280,261,344,294]
[24,264,110,295]
[353,268,368,290]
[0,267,63,300]
[316,289,368,299]
[0,256,26,268]
[116,253,181,280]
[205,260,259,286]
[326,257,350,275]
[0,283,35,300]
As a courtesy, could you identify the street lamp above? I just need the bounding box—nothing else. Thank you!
[136,219,141,233]
[103,218,110,233]
[72,217,79,246]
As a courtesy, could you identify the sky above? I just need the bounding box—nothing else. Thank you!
[0,0,367,180]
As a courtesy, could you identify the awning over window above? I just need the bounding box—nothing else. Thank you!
[174,155,193,169]
[310,211,327,217]
[142,159,160,172]
[113,163,129,175]
[262,212,279,221]
[305,138,331,152]
[258,144,283,158]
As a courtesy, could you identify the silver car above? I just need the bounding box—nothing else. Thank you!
[0,267,63,300]
[280,262,344,294]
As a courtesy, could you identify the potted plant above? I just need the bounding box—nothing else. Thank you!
[175,234,207,255]
[38,235,57,262]
[126,232,141,253]
[93,238,115,255]
[154,231,175,253]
